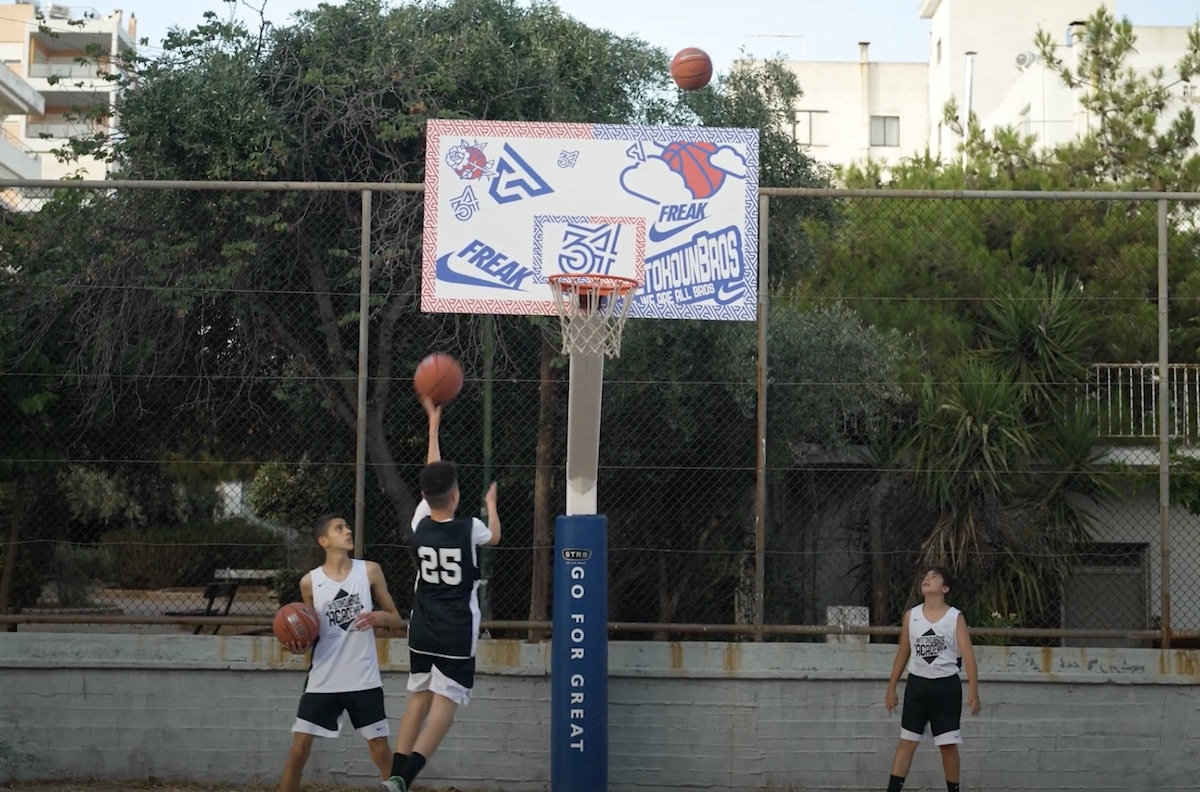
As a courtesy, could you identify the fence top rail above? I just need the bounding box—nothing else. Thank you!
[3,178,1200,202]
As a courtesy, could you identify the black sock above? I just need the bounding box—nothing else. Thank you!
[389,753,407,778]
[947,783,960,792]
[887,775,906,792]
[401,752,426,787]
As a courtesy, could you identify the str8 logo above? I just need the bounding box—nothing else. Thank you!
[436,239,536,291]
[639,225,746,307]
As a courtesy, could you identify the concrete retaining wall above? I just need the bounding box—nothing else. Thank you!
[1,633,1197,790]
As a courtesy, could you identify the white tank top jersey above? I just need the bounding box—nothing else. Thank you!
[305,559,383,693]
[906,605,963,679]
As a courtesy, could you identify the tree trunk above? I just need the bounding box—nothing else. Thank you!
[528,333,556,641]
[0,478,26,631]
[868,472,891,637]
[365,415,417,534]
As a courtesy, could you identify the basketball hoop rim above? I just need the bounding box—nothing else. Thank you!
[547,273,639,297]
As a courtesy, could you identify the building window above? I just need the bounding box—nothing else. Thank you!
[792,109,827,147]
[1184,83,1195,101]
[936,38,942,64]
[870,115,900,147]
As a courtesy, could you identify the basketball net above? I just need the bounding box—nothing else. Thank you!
[547,274,638,358]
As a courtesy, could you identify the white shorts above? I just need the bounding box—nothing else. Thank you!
[900,724,964,746]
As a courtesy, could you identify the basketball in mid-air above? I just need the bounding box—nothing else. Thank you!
[273,602,319,652]
[414,352,464,405]
[671,47,713,91]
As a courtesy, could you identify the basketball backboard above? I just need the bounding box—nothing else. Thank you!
[422,119,760,321]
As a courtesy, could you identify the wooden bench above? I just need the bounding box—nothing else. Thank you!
[165,569,281,635]
[164,580,240,635]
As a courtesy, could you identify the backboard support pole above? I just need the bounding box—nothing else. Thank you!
[565,350,604,516]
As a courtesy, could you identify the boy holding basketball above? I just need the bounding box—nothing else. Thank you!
[382,394,501,792]
[883,567,981,792]
[279,514,403,792]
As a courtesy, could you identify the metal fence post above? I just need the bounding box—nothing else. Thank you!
[1157,197,1172,649]
[354,188,373,557]
[753,193,770,641]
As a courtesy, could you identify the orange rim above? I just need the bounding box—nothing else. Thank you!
[548,274,638,298]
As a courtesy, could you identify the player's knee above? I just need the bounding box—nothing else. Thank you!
[287,737,313,764]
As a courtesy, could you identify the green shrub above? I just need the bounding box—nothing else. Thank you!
[52,543,109,607]
[101,519,286,589]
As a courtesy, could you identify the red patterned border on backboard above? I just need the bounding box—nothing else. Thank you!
[422,120,600,316]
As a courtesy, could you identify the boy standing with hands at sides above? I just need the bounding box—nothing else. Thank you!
[884,567,981,792]
[279,514,404,792]
[382,394,501,792]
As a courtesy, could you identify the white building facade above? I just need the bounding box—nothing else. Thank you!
[781,1,1197,172]
[0,1,135,187]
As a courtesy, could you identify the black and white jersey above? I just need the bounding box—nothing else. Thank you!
[306,559,382,693]
[906,605,963,679]
[408,500,492,659]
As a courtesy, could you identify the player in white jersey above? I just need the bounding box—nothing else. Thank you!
[883,567,981,792]
[382,394,501,792]
[278,514,403,792]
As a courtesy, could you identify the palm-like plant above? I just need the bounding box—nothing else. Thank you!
[905,270,1124,626]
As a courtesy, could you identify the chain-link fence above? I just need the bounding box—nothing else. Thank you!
[1,181,1196,647]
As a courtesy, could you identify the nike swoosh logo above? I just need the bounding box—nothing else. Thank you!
[715,284,746,304]
[435,253,524,291]
[648,217,703,243]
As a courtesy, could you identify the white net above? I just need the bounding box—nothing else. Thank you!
[548,274,638,358]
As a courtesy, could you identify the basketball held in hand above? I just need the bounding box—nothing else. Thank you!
[274,602,319,652]
[671,47,713,91]
[414,352,464,405]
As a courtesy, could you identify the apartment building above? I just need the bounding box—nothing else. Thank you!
[0,1,135,186]
[782,0,1196,171]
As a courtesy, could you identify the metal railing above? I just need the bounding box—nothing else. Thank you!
[28,61,111,80]
[1086,364,1200,443]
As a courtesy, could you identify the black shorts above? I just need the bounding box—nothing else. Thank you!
[293,687,389,739]
[900,674,963,745]
[410,650,476,689]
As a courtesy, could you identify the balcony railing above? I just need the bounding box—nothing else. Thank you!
[25,121,105,139]
[1085,364,1200,443]
[28,61,113,80]
[1,126,38,157]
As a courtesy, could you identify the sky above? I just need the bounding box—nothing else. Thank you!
[114,0,1200,67]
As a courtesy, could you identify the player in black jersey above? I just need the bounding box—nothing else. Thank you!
[382,394,501,792]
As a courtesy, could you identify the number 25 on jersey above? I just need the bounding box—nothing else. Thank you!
[418,546,463,585]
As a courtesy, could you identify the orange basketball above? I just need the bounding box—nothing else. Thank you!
[414,352,464,405]
[273,602,319,652]
[671,47,713,91]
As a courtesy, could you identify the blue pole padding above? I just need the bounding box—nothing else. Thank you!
[551,513,608,792]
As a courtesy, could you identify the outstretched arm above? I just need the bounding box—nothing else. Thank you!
[484,482,501,545]
[422,395,442,464]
